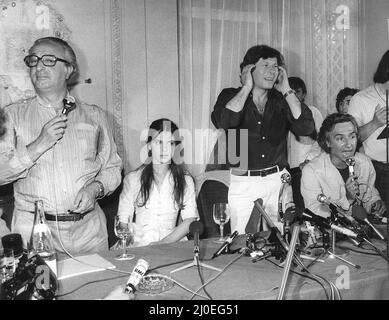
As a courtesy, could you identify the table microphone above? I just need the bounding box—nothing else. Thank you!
[352,205,385,240]
[62,96,76,116]
[125,258,150,294]
[317,193,356,225]
[212,231,239,259]
[189,221,204,254]
[302,208,359,238]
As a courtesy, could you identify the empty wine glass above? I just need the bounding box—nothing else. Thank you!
[213,203,230,243]
[114,215,135,261]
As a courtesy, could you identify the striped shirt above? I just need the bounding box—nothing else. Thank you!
[0,96,122,213]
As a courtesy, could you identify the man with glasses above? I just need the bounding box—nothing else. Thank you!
[211,45,315,234]
[0,37,122,253]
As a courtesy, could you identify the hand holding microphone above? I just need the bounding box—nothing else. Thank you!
[345,157,360,198]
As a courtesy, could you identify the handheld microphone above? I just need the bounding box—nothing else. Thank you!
[345,157,360,197]
[62,96,76,116]
[189,221,204,254]
[125,258,149,294]
[352,205,385,240]
[317,194,356,225]
[302,209,359,238]
[212,230,239,259]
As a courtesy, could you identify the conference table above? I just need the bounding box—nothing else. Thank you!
[56,237,389,300]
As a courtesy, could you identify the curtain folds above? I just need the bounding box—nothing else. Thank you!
[178,0,360,178]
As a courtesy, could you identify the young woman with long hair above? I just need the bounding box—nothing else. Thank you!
[116,118,198,247]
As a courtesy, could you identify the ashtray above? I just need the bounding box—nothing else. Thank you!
[137,273,174,295]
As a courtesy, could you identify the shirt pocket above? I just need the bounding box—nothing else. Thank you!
[74,123,99,159]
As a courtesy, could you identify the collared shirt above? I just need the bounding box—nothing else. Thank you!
[348,85,388,163]
[211,87,315,170]
[301,152,381,218]
[0,96,123,213]
[117,169,199,247]
[287,105,323,168]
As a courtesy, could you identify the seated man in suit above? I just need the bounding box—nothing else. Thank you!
[301,113,386,218]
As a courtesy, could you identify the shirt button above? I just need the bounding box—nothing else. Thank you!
[261,155,265,158]
[262,136,266,140]
[258,121,261,125]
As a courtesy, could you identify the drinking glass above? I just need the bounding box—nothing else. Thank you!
[0,248,15,283]
[114,216,135,261]
[213,203,231,243]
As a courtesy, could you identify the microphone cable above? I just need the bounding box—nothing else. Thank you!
[189,251,245,300]
[195,254,213,300]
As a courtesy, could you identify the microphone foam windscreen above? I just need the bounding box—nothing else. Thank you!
[352,205,368,220]
[189,221,204,236]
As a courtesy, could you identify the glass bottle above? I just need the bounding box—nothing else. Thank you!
[29,200,57,275]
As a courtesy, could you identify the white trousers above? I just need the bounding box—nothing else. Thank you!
[228,168,292,235]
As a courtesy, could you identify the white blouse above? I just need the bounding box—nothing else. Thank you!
[117,169,199,247]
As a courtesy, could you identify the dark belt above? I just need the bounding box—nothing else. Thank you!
[231,165,280,177]
[44,212,88,222]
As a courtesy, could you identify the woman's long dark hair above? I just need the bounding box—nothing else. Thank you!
[137,118,189,210]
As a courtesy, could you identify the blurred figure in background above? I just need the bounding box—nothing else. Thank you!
[287,77,323,211]
[336,87,359,114]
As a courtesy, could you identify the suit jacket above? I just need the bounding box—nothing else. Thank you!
[301,152,381,218]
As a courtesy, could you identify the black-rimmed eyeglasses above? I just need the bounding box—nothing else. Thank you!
[23,54,69,68]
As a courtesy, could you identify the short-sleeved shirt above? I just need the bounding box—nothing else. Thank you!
[348,85,388,163]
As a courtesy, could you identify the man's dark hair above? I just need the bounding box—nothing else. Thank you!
[373,50,389,84]
[240,45,285,72]
[335,87,359,112]
[317,113,359,153]
[29,37,78,85]
[288,77,307,95]
[0,108,7,139]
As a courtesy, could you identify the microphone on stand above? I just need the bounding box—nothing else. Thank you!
[301,209,359,239]
[317,194,356,225]
[212,231,239,259]
[253,199,290,252]
[189,221,204,254]
[345,157,360,197]
[62,96,76,116]
[352,205,386,240]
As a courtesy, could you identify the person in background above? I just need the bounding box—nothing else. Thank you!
[211,45,315,234]
[0,107,10,238]
[0,37,122,253]
[301,113,385,218]
[287,77,323,210]
[348,50,389,212]
[336,87,359,114]
[117,118,198,247]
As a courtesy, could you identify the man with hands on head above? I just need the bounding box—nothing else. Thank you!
[211,45,315,234]
[0,37,122,253]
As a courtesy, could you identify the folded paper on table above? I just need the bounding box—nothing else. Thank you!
[57,254,116,280]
